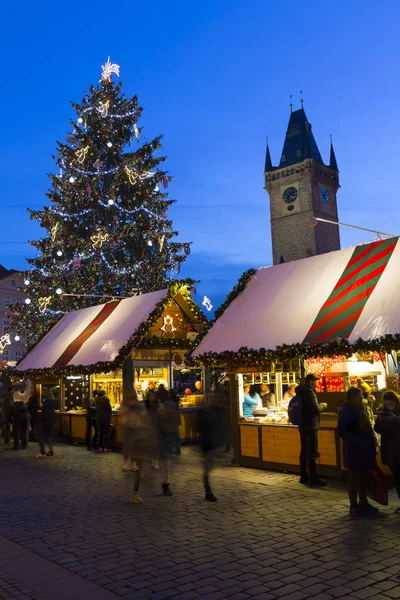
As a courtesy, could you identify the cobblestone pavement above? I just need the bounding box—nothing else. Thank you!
[1,444,400,600]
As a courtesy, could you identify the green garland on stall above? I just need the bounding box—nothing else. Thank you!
[13,281,208,378]
[214,268,256,320]
[188,334,400,369]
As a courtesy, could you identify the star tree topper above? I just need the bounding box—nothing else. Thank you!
[100,57,120,82]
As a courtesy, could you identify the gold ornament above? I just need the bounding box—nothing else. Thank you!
[91,232,109,249]
[125,166,138,185]
[50,222,59,241]
[76,145,89,164]
[38,296,52,314]
[100,57,120,82]
[158,234,165,253]
[97,100,110,117]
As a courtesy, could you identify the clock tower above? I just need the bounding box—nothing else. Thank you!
[264,106,340,265]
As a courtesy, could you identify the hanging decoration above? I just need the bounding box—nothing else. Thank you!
[202,296,213,312]
[158,235,165,253]
[134,124,140,141]
[38,296,52,314]
[66,134,76,144]
[93,159,104,171]
[97,100,110,117]
[85,186,91,198]
[0,334,11,351]
[91,232,109,249]
[100,57,120,82]
[163,176,169,189]
[76,145,89,164]
[72,256,82,271]
[50,222,59,242]
[125,165,138,185]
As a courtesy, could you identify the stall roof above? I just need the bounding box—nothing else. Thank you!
[192,237,400,358]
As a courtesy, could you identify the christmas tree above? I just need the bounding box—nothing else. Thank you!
[10,58,191,349]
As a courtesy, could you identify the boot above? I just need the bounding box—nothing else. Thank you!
[162,483,173,497]
[205,491,217,502]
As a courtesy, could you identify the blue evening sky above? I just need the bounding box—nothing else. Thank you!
[1,0,399,313]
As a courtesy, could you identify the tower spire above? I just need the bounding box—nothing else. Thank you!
[290,94,293,113]
[329,135,339,171]
[264,136,273,172]
[300,90,304,108]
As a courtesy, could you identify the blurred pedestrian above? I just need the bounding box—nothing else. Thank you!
[0,386,14,446]
[28,392,40,442]
[169,389,182,455]
[145,381,161,469]
[11,398,30,450]
[83,391,98,450]
[157,391,181,496]
[36,389,57,458]
[197,396,225,502]
[96,389,112,452]
[375,391,400,513]
[128,399,158,504]
[120,389,140,472]
[337,386,378,517]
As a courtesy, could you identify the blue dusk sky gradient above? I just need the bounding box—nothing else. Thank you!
[1,0,400,313]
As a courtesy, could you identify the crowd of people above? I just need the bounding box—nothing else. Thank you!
[0,380,230,504]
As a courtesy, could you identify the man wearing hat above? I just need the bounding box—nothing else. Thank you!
[296,374,327,487]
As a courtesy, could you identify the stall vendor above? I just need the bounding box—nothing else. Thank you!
[260,384,276,408]
[243,385,259,416]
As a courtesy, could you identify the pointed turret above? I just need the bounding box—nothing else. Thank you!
[265,142,274,172]
[329,142,339,172]
[279,108,323,168]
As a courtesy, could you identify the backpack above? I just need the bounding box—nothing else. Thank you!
[288,394,303,426]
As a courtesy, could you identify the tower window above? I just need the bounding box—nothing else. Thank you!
[296,150,302,157]
[281,155,286,163]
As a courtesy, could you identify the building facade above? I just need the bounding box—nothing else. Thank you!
[264,106,340,265]
[0,268,27,363]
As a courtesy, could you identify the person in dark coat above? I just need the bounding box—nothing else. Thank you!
[28,393,40,442]
[95,389,112,452]
[0,386,14,445]
[36,390,57,458]
[145,381,161,468]
[11,399,30,450]
[374,391,400,513]
[337,386,378,517]
[157,394,181,496]
[296,374,327,486]
[83,391,98,450]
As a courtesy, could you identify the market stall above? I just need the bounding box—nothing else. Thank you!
[191,237,400,475]
[15,284,208,447]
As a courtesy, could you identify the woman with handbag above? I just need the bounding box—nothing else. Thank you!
[374,391,400,513]
[337,386,379,517]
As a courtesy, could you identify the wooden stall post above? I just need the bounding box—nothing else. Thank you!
[122,354,134,403]
[230,373,240,465]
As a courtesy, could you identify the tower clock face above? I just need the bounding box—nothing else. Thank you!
[282,187,298,204]
[320,186,329,204]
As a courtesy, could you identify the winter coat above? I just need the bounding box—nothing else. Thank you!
[374,411,400,466]
[11,401,29,424]
[296,384,325,431]
[156,387,170,404]
[41,398,57,423]
[337,402,377,470]
[1,392,14,421]
[243,393,258,417]
[96,392,112,421]
[121,402,157,459]
[145,389,160,413]
[82,397,97,420]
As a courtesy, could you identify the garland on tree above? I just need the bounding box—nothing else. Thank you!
[12,282,208,378]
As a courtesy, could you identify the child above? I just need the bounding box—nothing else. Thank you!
[374,391,400,513]
[337,386,379,517]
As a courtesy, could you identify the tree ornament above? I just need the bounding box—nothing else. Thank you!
[50,222,59,241]
[91,232,109,249]
[97,100,110,117]
[125,166,138,185]
[163,176,169,189]
[93,159,104,171]
[184,246,191,256]
[72,256,82,271]
[100,57,120,82]
[158,234,165,253]
[85,186,91,198]
[134,124,140,142]
[0,334,11,351]
[66,134,76,144]
[76,146,89,164]
[38,296,52,314]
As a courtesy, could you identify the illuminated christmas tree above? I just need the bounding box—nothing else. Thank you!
[10,58,191,348]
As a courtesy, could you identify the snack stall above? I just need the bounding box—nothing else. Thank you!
[15,284,208,447]
[192,238,400,475]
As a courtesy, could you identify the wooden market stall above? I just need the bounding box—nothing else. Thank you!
[15,284,208,447]
[191,237,400,476]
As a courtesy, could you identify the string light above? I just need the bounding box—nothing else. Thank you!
[107,199,114,205]
[69,176,75,183]
[77,118,83,124]
[24,279,30,285]
[57,250,63,256]
[107,142,113,148]
[14,335,20,342]
[56,288,63,295]
[25,299,31,305]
